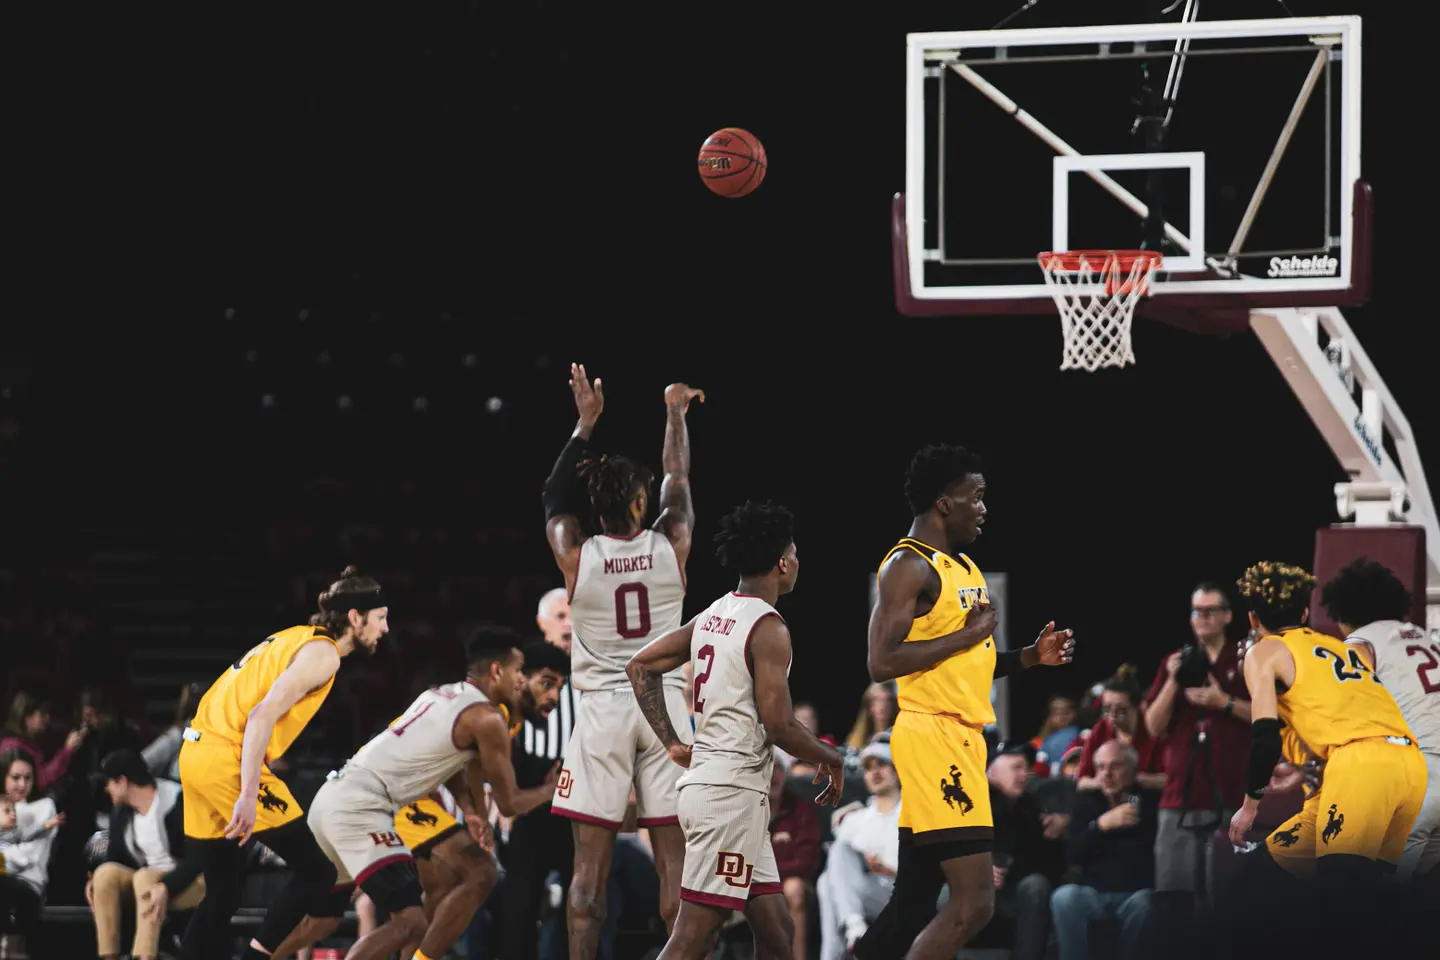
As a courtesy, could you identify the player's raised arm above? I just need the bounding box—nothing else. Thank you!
[652,382,705,566]
[466,708,558,819]
[543,362,603,587]
[226,640,341,842]
[752,616,844,804]
[866,552,998,683]
[627,616,698,766]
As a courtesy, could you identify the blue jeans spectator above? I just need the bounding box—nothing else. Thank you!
[1050,884,1153,960]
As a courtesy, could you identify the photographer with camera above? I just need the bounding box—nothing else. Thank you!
[1142,583,1252,957]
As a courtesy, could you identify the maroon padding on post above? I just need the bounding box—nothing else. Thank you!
[1309,525,1428,637]
[890,181,1373,333]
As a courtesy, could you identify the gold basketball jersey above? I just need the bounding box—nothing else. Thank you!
[1273,627,1414,759]
[191,624,340,762]
[879,538,995,725]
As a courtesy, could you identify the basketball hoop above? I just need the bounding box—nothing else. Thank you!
[1037,250,1162,372]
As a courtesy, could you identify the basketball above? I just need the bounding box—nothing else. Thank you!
[697,128,767,198]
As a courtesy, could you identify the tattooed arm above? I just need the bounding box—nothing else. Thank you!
[627,616,697,767]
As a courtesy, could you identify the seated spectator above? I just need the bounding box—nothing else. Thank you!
[140,682,204,783]
[1,690,88,793]
[768,756,820,960]
[0,750,61,957]
[1031,694,1080,767]
[844,683,897,752]
[816,734,900,959]
[1076,666,1165,793]
[88,749,205,960]
[988,740,1066,960]
[1052,741,1158,960]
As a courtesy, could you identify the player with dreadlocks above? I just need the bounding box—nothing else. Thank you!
[1228,561,1427,955]
[625,499,843,960]
[541,363,705,960]
[855,444,1075,960]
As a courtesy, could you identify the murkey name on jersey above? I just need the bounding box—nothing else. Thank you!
[603,554,654,575]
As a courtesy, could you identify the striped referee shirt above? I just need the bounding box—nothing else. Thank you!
[513,680,579,788]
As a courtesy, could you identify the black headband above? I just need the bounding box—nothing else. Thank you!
[319,588,389,613]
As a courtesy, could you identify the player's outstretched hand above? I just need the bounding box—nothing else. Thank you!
[1034,622,1075,666]
[667,741,694,768]
[664,383,705,413]
[570,363,604,425]
[813,762,843,807]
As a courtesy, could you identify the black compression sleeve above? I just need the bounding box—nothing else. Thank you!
[1246,717,1283,800]
[542,432,591,521]
[993,649,1026,679]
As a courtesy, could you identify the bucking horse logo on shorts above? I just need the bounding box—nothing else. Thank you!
[1322,804,1344,845]
[258,784,289,814]
[940,765,974,814]
[405,804,438,827]
[1271,821,1302,848]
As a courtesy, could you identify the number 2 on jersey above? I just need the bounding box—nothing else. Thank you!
[693,644,716,714]
[614,582,652,639]
[1407,643,1440,694]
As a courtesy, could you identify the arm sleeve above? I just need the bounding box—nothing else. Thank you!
[542,433,592,521]
[1246,718,1283,800]
[993,649,1025,679]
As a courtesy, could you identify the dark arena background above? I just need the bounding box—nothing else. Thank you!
[4,1,1434,959]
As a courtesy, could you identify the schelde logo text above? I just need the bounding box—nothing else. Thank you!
[1268,255,1338,277]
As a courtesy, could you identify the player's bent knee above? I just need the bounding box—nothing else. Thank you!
[389,904,429,944]
[358,858,426,916]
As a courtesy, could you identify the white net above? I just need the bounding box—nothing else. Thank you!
[1037,251,1160,372]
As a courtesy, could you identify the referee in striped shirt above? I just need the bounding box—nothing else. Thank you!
[501,588,580,960]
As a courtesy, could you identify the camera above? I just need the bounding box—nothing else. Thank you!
[1174,643,1213,688]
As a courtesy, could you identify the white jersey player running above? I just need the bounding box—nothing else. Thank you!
[306,628,559,960]
[627,500,845,960]
[542,366,704,958]
[1323,559,1440,883]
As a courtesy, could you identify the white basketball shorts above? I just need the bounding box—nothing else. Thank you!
[552,685,692,828]
[677,781,782,911]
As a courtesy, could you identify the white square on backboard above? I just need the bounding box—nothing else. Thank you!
[1052,152,1206,274]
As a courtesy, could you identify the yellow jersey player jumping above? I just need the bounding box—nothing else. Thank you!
[854,444,1074,960]
[176,566,390,960]
[1229,561,1426,956]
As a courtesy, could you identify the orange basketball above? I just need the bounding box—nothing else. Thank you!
[697,128,767,198]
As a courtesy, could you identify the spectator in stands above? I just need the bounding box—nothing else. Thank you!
[768,755,820,960]
[1076,666,1165,793]
[88,749,206,960]
[1031,694,1081,767]
[140,682,204,784]
[816,734,900,959]
[52,687,146,903]
[536,586,572,652]
[1142,583,1251,945]
[1052,741,1158,960]
[988,740,1066,960]
[1,690,88,793]
[0,750,61,957]
[779,702,833,778]
[844,683,897,751]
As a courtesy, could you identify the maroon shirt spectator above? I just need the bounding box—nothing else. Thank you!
[770,780,820,881]
[1144,639,1249,811]
[1076,716,1164,785]
[1,692,87,793]
[1077,667,1165,793]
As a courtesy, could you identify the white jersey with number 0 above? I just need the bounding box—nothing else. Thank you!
[570,529,686,692]
[345,680,490,806]
[1349,620,1440,757]
[678,592,789,795]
